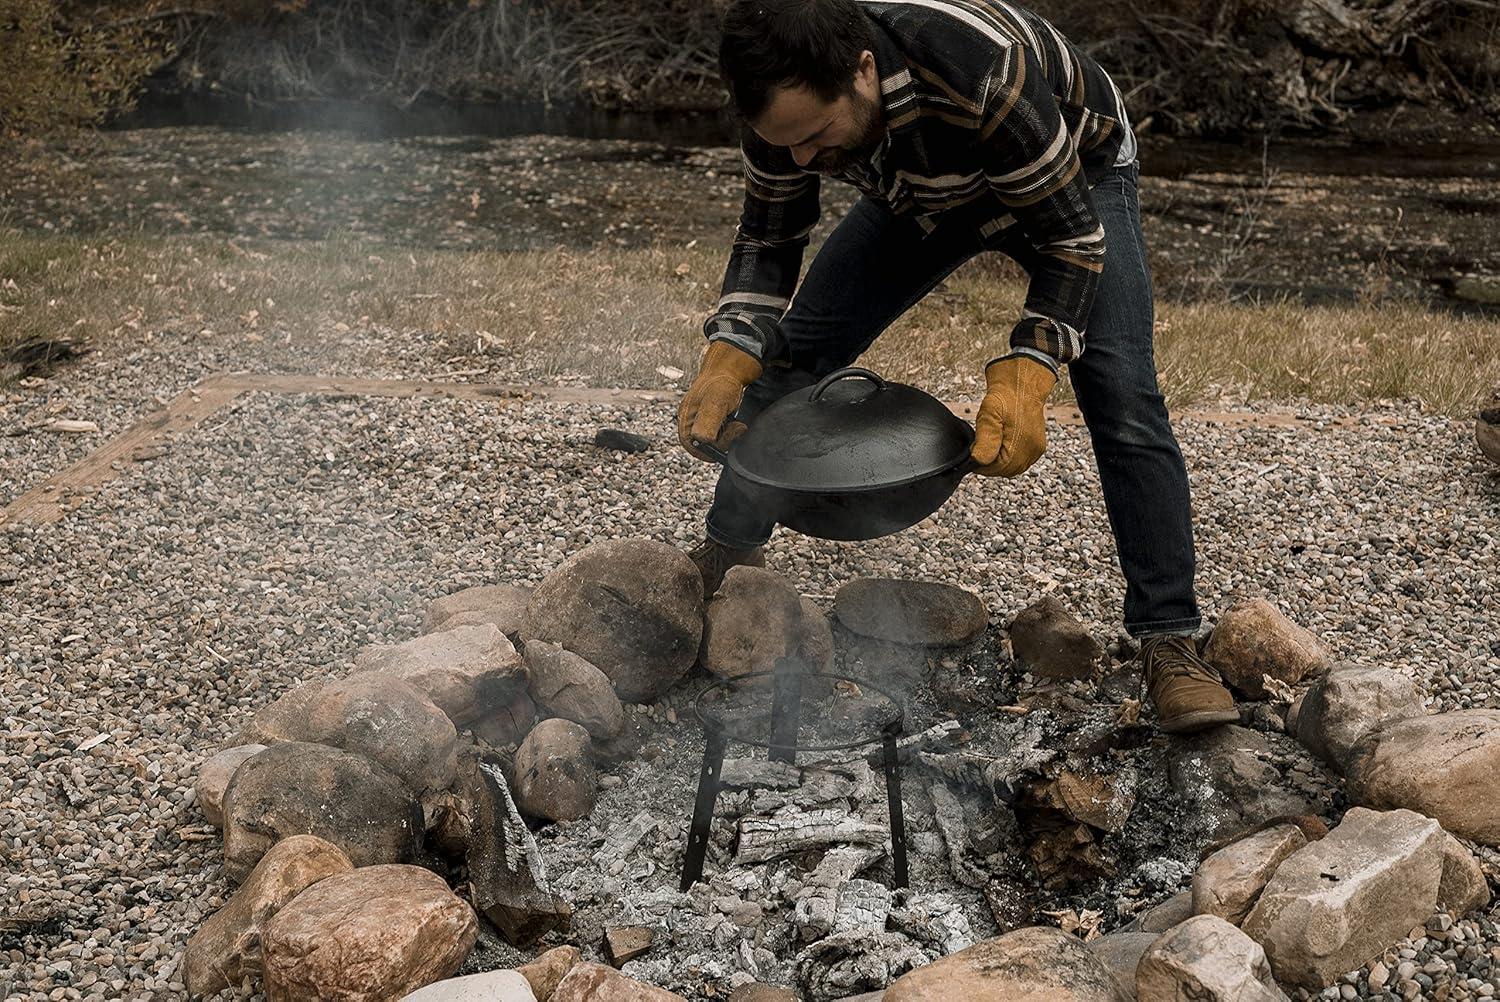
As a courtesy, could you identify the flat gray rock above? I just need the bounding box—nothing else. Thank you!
[834,578,987,648]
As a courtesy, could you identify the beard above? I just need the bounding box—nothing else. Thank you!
[809,91,885,175]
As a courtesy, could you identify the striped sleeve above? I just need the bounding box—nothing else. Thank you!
[976,41,1105,368]
[702,130,821,364]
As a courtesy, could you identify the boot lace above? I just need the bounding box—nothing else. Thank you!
[1144,635,1222,688]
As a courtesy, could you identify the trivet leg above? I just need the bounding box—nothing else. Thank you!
[882,722,909,889]
[681,725,729,891]
[768,656,805,766]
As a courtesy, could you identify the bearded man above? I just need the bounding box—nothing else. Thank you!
[676,0,1238,734]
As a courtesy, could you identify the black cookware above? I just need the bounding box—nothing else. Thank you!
[695,367,975,541]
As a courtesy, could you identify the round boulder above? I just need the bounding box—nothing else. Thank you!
[471,690,539,748]
[514,719,597,823]
[701,566,804,682]
[834,578,987,648]
[524,538,703,703]
[221,742,424,884]
[184,835,352,997]
[1476,393,1498,465]
[261,864,477,1002]
[233,674,458,798]
[1345,710,1500,844]
[524,640,625,739]
[1288,664,1425,772]
[1203,598,1329,700]
[195,744,266,829]
[422,583,533,635]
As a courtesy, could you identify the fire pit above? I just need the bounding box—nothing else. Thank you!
[681,655,910,891]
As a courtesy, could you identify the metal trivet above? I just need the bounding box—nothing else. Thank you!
[679,656,909,891]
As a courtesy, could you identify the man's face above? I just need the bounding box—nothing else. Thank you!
[752,51,885,175]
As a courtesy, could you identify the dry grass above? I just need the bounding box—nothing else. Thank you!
[3,230,1497,416]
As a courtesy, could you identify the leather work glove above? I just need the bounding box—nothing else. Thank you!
[677,341,764,461]
[971,355,1058,477]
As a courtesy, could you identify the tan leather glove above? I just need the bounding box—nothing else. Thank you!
[677,341,764,461]
[971,355,1058,477]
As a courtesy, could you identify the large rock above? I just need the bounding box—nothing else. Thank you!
[262,864,478,1002]
[1136,915,1289,1002]
[400,971,537,1001]
[1242,807,1444,989]
[797,597,835,671]
[1087,932,1158,1002]
[524,640,625,739]
[1437,831,1493,916]
[835,578,988,648]
[230,674,458,797]
[356,623,528,725]
[551,962,688,1001]
[1168,726,1320,841]
[883,926,1126,1001]
[1478,399,1500,465]
[523,538,703,703]
[1191,823,1307,926]
[472,690,539,748]
[221,742,424,883]
[517,945,581,1000]
[195,744,266,829]
[1203,599,1329,700]
[422,584,533,636]
[1288,665,1424,772]
[184,835,352,997]
[1008,597,1105,680]
[1129,891,1194,934]
[1344,710,1500,844]
[701,566,803,681]
[514,719,597,822]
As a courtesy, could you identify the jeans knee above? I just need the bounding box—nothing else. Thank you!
[1080,387,1173,451]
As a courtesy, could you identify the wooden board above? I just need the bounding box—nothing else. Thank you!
[1,376,242,527]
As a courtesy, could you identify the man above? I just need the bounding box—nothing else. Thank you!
[677,0,1238,733]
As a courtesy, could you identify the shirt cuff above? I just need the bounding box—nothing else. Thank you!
[989,347,1062,378]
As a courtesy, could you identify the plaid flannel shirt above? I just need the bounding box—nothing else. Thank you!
[705,0,1136,373]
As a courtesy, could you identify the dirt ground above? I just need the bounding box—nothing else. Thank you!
[3,126,1498,315]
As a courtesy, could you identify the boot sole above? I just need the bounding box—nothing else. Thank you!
[1157,708,1241,734]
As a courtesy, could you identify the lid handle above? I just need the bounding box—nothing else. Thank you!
[808,367,887,402]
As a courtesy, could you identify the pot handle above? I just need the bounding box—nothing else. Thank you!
[808,367,887,402]
[691,439,730,464]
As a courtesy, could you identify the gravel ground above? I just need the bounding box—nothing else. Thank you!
[2,369,1497,998]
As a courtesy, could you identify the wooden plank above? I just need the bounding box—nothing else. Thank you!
[1,376,243,527]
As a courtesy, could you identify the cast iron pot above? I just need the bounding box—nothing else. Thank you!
[695,367,976,541]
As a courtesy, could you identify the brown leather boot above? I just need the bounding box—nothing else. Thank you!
[686,537,766,599]
[1138,635,1240,734]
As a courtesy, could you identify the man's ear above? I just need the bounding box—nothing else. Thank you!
[857,49,878,88]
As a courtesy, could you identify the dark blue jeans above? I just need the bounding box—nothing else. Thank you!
[706,164,1200,637]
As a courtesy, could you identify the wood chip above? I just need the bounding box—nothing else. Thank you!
[43,420,99,434]
[604,925,654,967]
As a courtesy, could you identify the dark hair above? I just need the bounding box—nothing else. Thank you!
[719,0,876,121]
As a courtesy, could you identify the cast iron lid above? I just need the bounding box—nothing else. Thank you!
[728,368,974,493]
